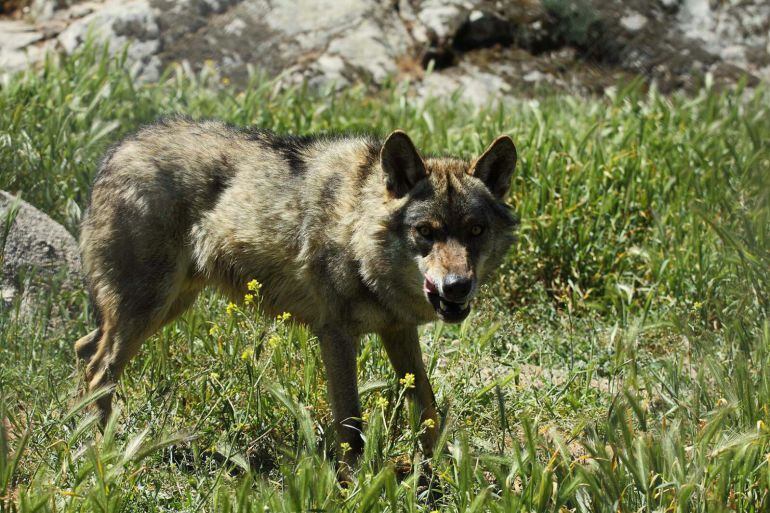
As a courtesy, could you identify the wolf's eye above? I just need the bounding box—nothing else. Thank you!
[417,225,432,238]
[470,225,484,236]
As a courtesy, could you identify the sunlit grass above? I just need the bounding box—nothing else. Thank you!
[0,43,768,511]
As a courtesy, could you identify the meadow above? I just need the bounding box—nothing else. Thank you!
[0,46,768,512]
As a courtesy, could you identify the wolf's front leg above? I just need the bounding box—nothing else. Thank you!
[318,327,363,478]
[379,325,440,456]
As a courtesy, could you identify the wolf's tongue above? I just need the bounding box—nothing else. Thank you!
[424,277,439,295]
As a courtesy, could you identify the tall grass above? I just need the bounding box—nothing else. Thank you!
[0,44,768,511]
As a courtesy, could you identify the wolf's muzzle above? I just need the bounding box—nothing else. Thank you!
[442,274,473,303]
[424,276,473,323]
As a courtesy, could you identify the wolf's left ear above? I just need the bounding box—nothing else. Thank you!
[381,130,427,198]
[470,135,517,200]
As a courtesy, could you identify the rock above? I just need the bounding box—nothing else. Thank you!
[152,0,412,88]
[417,61,511,107]
[0,19,47,74]
[268,0,409,85]
[0,20,44,49]
[2,0,770,99]
[620,12,647,32]
[415,0,480,43]
[323,12,410,83]
[58,0,162,81]
[0,191,82,316]
[676,0,770,83]
[522,69,547,82]
[28,0,66,22]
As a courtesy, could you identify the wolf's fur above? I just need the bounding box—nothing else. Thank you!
[75,117,518,472]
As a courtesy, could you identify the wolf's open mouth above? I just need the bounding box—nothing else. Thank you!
[424,278,471,323]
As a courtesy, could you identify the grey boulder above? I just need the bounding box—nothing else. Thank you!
[1,191,83,317]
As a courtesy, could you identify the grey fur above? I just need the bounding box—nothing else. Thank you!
[74,117,518,478]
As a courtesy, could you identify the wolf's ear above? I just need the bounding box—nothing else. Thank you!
[470,135,517,200]
[381,130,427,198]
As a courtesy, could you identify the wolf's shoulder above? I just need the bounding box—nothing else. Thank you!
[241,129,382,180]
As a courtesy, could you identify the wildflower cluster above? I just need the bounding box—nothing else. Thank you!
[399,373,415,389]
[243,279,261,306]
[268,335,282,348]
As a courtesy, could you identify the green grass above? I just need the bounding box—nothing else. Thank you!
[0,45,769,512]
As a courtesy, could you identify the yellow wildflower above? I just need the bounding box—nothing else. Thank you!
[209,324,220,336]
[340,442,351,455]
[268,335,281,348]
[376,396,388,409]
[241,348,253,361]
[247,279,262,292]
[422,418,435,430]
[277,312,292,322]
[399,373,415,389]
[226,302,237,316]
[244,293,254,305]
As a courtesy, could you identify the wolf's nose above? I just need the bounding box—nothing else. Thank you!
[442,275,473,302]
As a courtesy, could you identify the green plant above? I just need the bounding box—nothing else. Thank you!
[0,43,767,512]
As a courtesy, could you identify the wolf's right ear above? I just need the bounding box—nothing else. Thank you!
[470,135,517,200]
[381,130,427,198]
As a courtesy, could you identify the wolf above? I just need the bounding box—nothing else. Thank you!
[74,117,518,473]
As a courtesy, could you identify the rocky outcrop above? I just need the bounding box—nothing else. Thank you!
[57,0,162,81]
[0,191,82,315]
[152,0,413,88]
[1,0,768,100]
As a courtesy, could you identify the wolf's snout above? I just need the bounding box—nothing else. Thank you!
[442,274,473,302]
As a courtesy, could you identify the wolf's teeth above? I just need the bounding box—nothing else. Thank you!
[439,300,447,310]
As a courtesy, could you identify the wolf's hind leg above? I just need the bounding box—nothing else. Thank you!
[74,327,102,364]
[83,276,199,424]
[85,317,150,424]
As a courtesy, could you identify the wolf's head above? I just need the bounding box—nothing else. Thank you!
[381,130,518,323]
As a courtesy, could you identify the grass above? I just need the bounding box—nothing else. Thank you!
[0,44,769,511]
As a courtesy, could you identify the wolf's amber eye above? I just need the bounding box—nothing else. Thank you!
[470,225,484,236]
[417,225,432,238]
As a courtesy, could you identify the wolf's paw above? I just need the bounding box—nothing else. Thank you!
[393,456,446,506]
[416,460,446,506]
[336,462,357,488]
